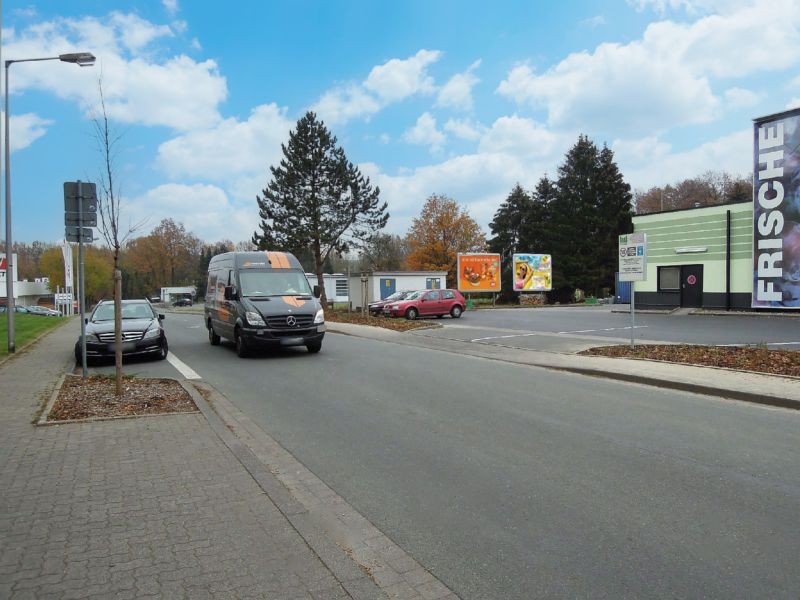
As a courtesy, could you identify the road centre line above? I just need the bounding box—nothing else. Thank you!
[166,353,202,380]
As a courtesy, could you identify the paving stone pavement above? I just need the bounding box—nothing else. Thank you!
[0,322,385,599]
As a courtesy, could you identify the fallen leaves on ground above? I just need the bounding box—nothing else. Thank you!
[325,310,440,332]
[581,345,800,377]
[48,375,198,421]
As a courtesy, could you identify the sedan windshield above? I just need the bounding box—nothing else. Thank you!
[405,291,424,300]
[92,303,154,321]
[239,271,313,297]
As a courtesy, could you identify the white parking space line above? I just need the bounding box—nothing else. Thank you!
[166,353,202,380]
[557,325,649,334]
[470,332,541,342]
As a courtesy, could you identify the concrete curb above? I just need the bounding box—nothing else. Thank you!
[191,380,460,600]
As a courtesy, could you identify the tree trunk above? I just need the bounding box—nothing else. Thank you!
[114,268,123,397]
[314,243,328,307]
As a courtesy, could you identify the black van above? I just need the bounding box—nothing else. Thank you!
[205,251,325,356]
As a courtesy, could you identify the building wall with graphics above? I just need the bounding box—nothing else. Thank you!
[632,202,753,309]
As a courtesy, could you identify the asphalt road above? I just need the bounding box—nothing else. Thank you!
[420,305,800,353]
[122,312,800,600]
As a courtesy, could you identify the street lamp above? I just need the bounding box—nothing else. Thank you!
[4,52,95,353]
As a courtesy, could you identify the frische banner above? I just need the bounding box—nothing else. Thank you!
[753,108,800,308]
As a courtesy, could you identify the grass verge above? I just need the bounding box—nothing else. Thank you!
[0,314,69,358]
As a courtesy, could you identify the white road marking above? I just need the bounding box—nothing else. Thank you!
[188,325,201,329]
[716,341,800,347]
[557,325,649,334]
[167,353,202,380]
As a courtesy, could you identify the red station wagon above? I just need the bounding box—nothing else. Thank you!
[384,289,466,320]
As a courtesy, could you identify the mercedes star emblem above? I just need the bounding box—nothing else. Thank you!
[286,315,297,327]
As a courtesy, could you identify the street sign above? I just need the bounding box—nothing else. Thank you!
[618,233,647,282]
[54,293,74,304]
[63,181,97,201]
[65,226,94,243]
[64,211,98,227]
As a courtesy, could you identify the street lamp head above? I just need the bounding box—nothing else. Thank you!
[58,52,96,67]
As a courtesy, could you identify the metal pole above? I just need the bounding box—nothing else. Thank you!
[630,282,635,348]
[4,60,14,352]
[78,181,87,377]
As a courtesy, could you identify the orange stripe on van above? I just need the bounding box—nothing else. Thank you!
[282,296,307,308]
[266,251,290,269]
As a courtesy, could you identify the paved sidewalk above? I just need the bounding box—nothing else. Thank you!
[0,322,385,600]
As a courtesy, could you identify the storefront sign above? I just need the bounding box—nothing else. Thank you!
[752,107,800,308]
[618,234,647,282]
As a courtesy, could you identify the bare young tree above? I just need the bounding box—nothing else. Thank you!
[91,77,146,396]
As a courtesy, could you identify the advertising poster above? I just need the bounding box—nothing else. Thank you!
[457,253,501,292]
[752,108,800,308]
[512,254,552,291]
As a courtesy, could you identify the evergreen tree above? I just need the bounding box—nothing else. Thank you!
[547,136,632,301]
[488,184,532,301]
[520,175,556,256]
[594,145,633,294]
[252,111,388,305]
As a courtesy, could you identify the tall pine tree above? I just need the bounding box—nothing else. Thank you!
[488,184,532,302]
[252,112,388,305]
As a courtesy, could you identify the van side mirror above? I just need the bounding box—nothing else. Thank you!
[224,285,238,301]
[313,285,321,299]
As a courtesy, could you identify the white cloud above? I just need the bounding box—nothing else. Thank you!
[786,98,800,110]
[402,113,446,152]
[444,118,483,141]
[497,0,800,135]
[436,60,481,111]
[125,183,257,244]
[312,50,441,125]
[612,129,752,190]
[580,15,607,28]
[478,115,562,158]
[5,13,227,131]
[723,87,761,109]
[162,0,179,15]
[109,12,173,53]
[364,49,440,102]
[157,103,293,179]
[1,112,53,151]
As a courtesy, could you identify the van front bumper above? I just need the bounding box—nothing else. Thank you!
[241,324,326,347]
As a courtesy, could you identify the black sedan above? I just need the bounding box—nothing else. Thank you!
[75,299,168,365]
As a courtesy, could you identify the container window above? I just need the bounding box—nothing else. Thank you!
[335,279,348,296]
[658,266,680,291]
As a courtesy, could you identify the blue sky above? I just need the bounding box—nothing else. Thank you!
[3,0,800,246]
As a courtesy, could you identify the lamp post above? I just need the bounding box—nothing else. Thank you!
[4,52,95,353]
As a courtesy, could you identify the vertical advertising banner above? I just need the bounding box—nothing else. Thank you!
[61,240,74,291]
[512,254,552,291]
[457,253,501,292]
[753,108,800,308]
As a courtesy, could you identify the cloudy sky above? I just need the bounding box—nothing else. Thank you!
[3,0,800,246]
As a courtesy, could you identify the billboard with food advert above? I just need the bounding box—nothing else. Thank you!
[457,253,501,292]
[512,253,552,291]
[752,107,800,308]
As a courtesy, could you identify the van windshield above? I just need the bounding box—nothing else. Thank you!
[239,271,313,297]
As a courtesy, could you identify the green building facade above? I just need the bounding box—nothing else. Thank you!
[632,201,753,309]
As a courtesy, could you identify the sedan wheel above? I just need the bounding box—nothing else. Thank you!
[158,339,169,360]
[406,307,418,320]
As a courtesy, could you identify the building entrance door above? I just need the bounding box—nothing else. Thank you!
[680,264,703,307]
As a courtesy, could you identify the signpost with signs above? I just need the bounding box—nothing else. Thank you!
[64,181,97,376]
[619,233,647,347]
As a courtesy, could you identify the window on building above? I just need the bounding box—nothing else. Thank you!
[335,279,348,297]
[658,266,680,291]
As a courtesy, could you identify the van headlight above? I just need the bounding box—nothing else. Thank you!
[245,311,266,326]
[314,308,325,324]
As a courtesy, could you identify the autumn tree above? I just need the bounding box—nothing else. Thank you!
[633,171,752,215]
[125,219,202,291]
[406,194,486,286]
[40,246,113,302]
[252,111,388,305]
[359,233,409,271]
[14,241,53,280]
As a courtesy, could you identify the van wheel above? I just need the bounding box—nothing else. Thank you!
[406,307,418,320]
[235,329,248,358]
[306,341,322,353]
[208,322,220,345]
[450,305,463,318]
